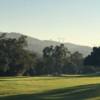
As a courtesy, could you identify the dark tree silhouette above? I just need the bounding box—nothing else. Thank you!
[84,47,100,72]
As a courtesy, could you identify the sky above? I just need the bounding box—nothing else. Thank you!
[0,0,100,47]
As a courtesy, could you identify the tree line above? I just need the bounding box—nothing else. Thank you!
[0,33,99,76]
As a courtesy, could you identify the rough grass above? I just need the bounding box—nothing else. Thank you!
[0,75,100,100]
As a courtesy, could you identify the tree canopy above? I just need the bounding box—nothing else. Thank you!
[0,33,98,76]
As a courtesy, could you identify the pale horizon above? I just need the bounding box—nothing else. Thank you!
[0,0,100,47]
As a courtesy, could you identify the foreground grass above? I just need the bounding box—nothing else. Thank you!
[0,75,100,100]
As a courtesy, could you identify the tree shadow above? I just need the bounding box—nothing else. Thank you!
[0,84,100,100]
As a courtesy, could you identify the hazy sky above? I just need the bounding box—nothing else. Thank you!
[0,0,100,47]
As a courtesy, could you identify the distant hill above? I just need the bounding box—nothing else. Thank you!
[0,32,92,57]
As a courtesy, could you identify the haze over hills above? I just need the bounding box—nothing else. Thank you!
[0,32,92,57]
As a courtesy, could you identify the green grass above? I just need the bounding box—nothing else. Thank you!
[0,75,100,100]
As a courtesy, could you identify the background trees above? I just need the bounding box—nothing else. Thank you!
[0,33,37,76]
[42,44,71,75]
[42,44,84,75]
[84,47,100,73]
[0,33,99,76]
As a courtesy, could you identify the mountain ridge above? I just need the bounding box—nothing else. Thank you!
[0,32,92,57]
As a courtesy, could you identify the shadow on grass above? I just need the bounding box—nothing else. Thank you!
[0,84,100,100]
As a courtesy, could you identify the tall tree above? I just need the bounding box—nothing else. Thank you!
[43,45,54,74]
[53,44,70,75]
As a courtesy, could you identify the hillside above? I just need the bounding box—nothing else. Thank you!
[1,32,92,57]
